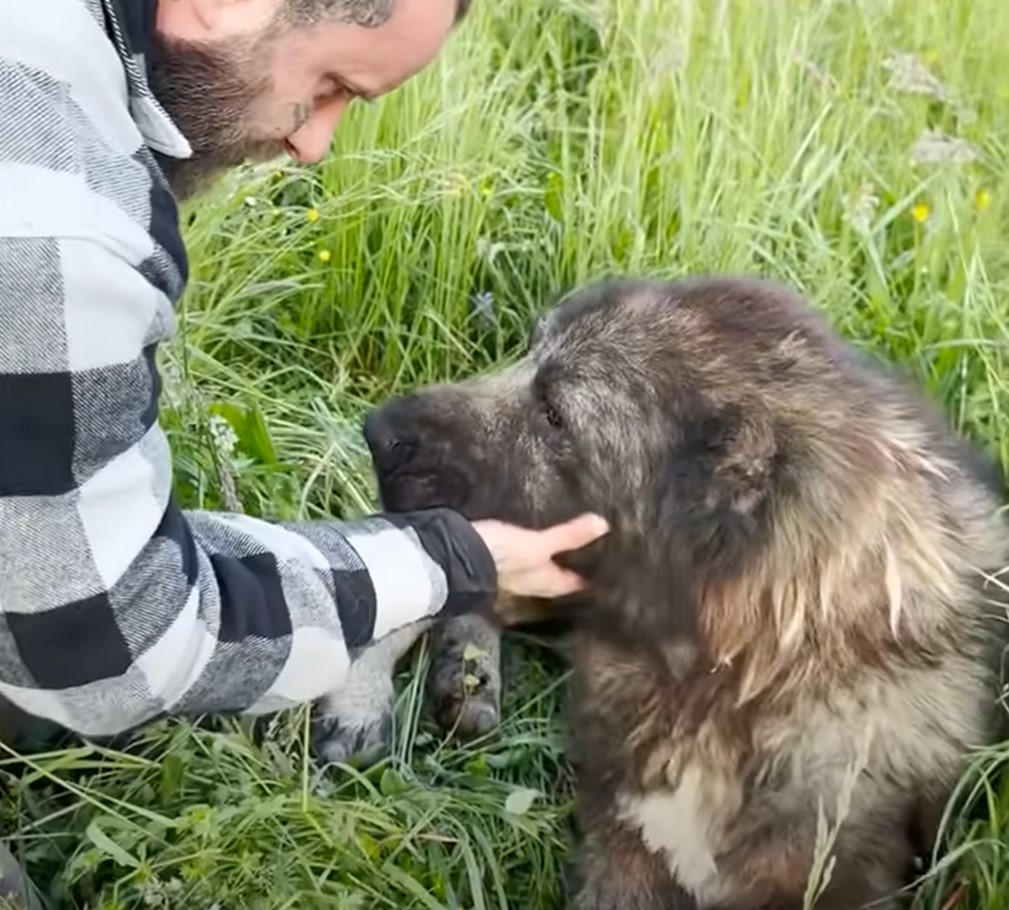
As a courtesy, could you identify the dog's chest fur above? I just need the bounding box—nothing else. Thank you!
[616,764,725,904]
[576,628,996,908]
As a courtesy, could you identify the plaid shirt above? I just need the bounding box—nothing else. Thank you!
[0,0,496,739]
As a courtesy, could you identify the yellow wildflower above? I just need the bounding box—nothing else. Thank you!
[975,188,991,212]
[911,202,930,223]
[306,207,320,223]
[318,249,331,263]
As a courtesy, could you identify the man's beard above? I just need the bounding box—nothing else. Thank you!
[146,30,286,202]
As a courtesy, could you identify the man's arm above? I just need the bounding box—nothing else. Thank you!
[0,16,606,741]
[0,223,497,738]
[0,30,496,735]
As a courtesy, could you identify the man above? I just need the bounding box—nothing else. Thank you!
[0,0,609,904]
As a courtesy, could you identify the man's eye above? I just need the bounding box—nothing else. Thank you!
[318,80,350,104]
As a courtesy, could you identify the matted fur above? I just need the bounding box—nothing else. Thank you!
[359,275,1009,909]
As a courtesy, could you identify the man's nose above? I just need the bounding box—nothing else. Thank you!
[285,97,348,164]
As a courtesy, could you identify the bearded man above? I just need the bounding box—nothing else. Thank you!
[0,2,608,904]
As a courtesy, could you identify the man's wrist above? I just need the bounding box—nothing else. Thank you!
[389,507,498,615]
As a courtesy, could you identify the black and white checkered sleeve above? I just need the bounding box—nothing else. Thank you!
[0,35,497,738]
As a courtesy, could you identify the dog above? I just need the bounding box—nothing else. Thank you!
[312,274,1009,909]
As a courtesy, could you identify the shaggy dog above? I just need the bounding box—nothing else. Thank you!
[312,275,1009,909]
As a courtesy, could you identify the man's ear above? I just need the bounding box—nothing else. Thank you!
[157,0,276,42]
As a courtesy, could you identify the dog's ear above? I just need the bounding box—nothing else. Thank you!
[659,401,780,576]
[527,282,580,348]
[709,408,780,517]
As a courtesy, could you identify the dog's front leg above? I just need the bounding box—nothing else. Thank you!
[427,612,504,740]
[311,619,431,768]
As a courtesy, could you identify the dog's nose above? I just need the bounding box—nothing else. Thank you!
[363,405,418,472]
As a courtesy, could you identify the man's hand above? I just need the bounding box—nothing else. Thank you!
[472,513,610,599]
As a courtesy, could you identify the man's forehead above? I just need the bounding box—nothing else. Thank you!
[297,0,457,100]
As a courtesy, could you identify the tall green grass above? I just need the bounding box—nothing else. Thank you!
[3,0,1009,906]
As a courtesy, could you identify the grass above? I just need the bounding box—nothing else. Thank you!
[3,0,1009,906]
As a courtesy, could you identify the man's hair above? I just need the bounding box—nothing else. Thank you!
[281,0,471,27]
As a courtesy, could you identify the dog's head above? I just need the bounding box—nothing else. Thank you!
[365,276,1002,678]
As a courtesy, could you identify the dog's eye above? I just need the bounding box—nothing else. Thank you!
[541,399,564,430]
[533,369,565,432]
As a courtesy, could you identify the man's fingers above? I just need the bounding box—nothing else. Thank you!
[472,513,609,600]
[528,565,588,599]
[552,570,589,597]
[541,513,610,555]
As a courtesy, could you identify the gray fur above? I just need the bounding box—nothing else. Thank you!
[322,275,1009,909]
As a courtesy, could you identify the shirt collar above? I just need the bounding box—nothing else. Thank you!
[101,0,192,159]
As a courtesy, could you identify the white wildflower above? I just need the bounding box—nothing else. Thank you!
[208,414,242,512]
[882,52,951,102]
[471,291,498,331]
[909,128,980,166]
[475,236,504,267]
[140,876,170,909]
[842,182,880,235]
[208,414,238,459]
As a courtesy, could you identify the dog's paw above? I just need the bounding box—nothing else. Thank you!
[311,708,392,769]
[310,674,396,770]
[309,624,427,770]
[428,616,502,740]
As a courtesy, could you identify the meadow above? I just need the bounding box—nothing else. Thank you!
[3,0,1009,907]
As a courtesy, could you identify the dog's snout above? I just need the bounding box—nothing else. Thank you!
[363,402,419,472]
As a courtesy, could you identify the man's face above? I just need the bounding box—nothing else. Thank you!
[149,0,458,201]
